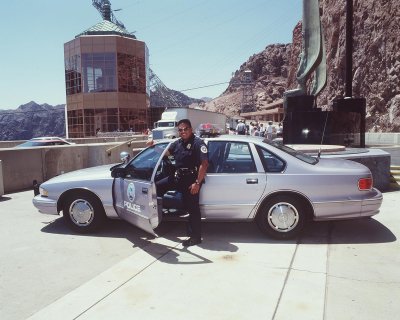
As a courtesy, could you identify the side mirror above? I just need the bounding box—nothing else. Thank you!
[120,151,131,163]
[111,167,127,178]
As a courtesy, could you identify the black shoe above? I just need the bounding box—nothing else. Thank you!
[182,237,202,247]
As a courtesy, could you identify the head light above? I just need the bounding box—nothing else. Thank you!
[39,187,49,197]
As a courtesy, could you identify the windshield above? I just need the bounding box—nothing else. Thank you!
[265,140,319,165]
[157,121,176,128]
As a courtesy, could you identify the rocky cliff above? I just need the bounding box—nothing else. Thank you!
[205,0,399,132]
[202,43,291,117]
[0,102,66,140]
[318,0,400,132]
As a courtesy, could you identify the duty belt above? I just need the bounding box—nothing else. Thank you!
[176,167,197,176]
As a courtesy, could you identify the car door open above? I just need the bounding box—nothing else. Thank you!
[112,143,170,236]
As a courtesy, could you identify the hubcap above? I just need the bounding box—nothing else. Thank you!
[267,202,299,232]
[69,199,94,226]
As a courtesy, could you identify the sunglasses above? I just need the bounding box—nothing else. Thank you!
[178,127,190,132]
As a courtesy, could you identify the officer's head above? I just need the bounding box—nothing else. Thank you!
[177,119,193,140]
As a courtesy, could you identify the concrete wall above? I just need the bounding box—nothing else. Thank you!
[365,133,400,145]
[0,135,148,148]
[0,160,4,196]
[0,140,146,194]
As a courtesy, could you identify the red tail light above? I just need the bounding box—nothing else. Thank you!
[358,177,373,190]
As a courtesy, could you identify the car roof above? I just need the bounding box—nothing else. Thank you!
[205,134,265,143]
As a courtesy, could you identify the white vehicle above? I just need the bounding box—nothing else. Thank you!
[151,108,227,140]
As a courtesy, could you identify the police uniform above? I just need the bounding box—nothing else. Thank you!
[168,134,208,240]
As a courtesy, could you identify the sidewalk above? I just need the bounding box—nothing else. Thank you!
[27,190,400,320]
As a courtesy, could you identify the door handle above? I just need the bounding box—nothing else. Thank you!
[142,187,148,194]
[246,178,258,184]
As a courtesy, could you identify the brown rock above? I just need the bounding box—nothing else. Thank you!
[206,0,399,132]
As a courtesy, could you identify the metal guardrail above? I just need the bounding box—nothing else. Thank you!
[105,136,148,156]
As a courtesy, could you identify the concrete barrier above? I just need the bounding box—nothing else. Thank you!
[0,135,148,149]
[366,133,400,146]
[0,140,147,194]
[0,133,397,194]
[0,160,4,196]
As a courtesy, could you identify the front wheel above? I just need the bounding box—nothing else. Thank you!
[63,192,106,233]
[256,195,307,239]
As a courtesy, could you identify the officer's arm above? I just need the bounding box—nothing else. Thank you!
[196,159,208,185]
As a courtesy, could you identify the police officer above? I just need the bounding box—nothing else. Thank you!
[154,119,208,247]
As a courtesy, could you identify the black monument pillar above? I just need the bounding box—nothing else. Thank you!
[283,0,366,148]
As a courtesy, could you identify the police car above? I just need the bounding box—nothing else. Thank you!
[33,136,382,239]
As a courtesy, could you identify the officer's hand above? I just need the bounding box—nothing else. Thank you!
[189,183,200,195]
[146,139,154,146]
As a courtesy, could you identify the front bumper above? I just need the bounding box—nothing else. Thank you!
[32,195,59,215]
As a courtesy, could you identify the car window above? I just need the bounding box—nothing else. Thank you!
[265,140,318,164]
[207,141,256,174]
[256,146,286,173]
[125,143,169,181]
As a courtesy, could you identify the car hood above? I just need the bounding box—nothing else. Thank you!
[45,164,117,183]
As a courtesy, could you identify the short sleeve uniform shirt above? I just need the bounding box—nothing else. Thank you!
[169,135,208,169]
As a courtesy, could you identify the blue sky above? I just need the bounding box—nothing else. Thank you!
[0,0,301,110]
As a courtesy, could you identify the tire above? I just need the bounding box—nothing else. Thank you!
[63,192,106,233]
[256,195,307,239]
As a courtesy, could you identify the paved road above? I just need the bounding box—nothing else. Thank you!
[1,190,400,320]
[0,191,180,319]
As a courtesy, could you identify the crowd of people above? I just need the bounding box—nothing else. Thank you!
[235,120,283,140]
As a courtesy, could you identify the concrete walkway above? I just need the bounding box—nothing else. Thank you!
[27,190,400,320]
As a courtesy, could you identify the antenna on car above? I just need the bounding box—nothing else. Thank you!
[317,112,329,159]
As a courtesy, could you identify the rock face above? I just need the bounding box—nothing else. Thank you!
[0,102,66,140]
[150,87,203,108]
[207,0,399,132]
[203,43,291,117]
[305,0,400,132]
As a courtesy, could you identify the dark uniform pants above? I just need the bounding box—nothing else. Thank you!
[178,176,201,239]
[156,174,202,239]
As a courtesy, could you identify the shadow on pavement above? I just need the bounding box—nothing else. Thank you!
[41,215,396,262]
[302,218,396,244]
[0,196,12,202]
[329,218,396,243]
[40,216,183,249]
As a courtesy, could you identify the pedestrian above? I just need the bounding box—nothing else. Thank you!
[266,121,274,140]
[276,122,283,137]
[248,122,255,136]
[151,119,208,247]
[235,120,246,135]
[259,123,265,137]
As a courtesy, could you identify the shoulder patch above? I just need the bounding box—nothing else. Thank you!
[201,145,208,153]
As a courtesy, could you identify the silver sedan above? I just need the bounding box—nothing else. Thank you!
[33,136,383,239]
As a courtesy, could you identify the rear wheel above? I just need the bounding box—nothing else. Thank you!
[256,195,307,239]
[63,192,106,233]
